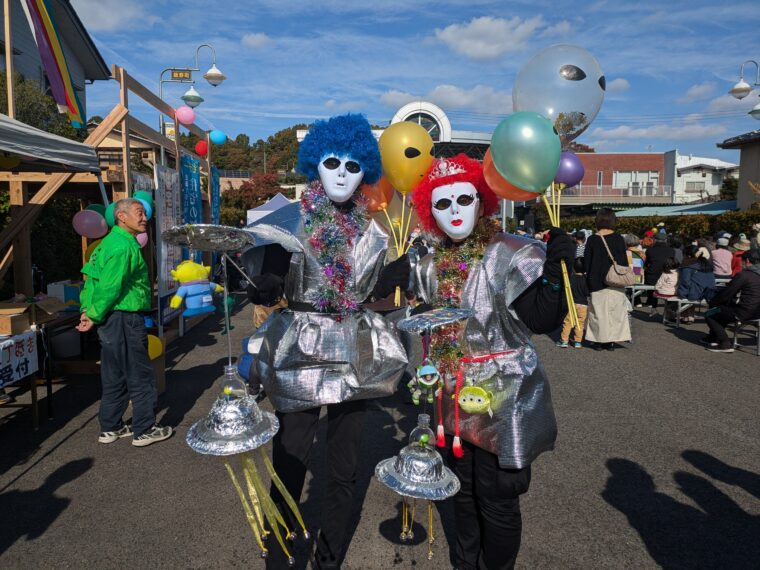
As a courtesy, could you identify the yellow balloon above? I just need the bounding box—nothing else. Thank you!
[84,239,102,262]
[379,122,434,194]
[147,334,163,360]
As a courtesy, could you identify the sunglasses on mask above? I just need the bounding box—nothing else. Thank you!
[433,194,477,210]
[322,157,361,174]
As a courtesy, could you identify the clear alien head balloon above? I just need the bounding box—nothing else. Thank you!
[512,44,605,146]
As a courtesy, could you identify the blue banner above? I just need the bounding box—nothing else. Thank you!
[180,154,202,262]
[211,165,221,225]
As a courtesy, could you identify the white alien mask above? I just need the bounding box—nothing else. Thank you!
[317,154,364,204]
[431,182,481,242]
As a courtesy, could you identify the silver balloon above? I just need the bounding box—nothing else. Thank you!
[512,44,605,145]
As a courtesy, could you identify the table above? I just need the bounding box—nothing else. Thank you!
[625,284,654,307]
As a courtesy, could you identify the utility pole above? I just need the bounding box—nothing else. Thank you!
[4,0,15,118]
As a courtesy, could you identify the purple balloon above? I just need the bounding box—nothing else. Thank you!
[554,151,585,188]
[72,210,108,239]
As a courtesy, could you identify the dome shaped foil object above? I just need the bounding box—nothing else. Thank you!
[375,444,460,501]
[186,395,279,456]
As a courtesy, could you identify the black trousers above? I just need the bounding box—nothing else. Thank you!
[268,399,367,569]
[705,306,737,345]
[97,311,156,437]
[447,439,532,570]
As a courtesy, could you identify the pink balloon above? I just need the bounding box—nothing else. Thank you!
[72,210,108,239]
[137,232,149,248]
[175,105,195,125]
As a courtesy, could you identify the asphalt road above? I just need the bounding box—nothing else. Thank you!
[1,299,758,569]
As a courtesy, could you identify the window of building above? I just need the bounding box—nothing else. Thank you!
[597,171,603,188]
[405,113,441,142]
[685,181,705,193]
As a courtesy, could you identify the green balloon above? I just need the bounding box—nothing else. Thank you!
[105,202,116,228]
[134,190,154,208]
[490,112,561,193]
[86,203,106,217]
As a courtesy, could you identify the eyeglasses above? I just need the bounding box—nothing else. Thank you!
[433,194,477,210]
[322,157,361,174]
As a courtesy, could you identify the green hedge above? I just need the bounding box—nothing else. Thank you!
[555,211,760,238]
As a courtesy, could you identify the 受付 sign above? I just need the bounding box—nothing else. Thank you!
[0,331,38,388]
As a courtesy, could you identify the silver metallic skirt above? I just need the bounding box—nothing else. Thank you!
[250,308,408,412]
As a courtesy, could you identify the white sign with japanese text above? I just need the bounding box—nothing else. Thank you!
[0,331,39,388]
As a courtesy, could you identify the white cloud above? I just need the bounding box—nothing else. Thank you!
[606,78,630,93]
[676,82,716,104]
[380,84,511,114]
[241,33,271,49]
[590,123,727,141]
[435,16,545,61]
[540,20,573,37]
[705,94,758,113]
[71,0,159,31]
[324,99,364,112]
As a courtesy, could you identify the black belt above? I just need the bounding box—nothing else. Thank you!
[288,301,340,314]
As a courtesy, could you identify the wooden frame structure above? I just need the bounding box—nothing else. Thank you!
[0,64,216,296]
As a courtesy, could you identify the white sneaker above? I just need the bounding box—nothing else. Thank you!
[132,425,173,447]
[98,424,133,444]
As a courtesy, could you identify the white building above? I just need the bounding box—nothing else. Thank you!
[664,150,738,204]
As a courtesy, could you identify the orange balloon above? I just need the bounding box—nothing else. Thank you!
[361,177,396,213]
[483,148,540,202]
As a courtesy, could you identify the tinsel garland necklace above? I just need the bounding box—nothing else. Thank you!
[430,219,499,374]
[301,181,368,315]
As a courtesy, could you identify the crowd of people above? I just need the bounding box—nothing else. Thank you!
[547,213,760,353]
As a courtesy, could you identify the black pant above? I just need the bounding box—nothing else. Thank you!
[97,311,156,437]
[268,399,367,569]
[447,439,532,570]
[705,306,737,346]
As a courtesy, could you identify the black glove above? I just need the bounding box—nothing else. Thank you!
[371,255,411,300]
[247,274,284,307]
[543,227,575,285]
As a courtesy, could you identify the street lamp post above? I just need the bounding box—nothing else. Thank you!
[158,43,227,163]
[728,60,760,119]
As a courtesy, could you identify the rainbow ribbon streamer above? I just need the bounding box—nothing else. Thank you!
[20,0,85,127]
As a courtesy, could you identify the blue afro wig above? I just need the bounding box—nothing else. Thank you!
[297,114,381,185]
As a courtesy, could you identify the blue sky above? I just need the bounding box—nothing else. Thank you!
[73,0,760,162]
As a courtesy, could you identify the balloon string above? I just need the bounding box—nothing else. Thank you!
[401,202,415,255]
[382,207,401,253]
[427,500,434,560]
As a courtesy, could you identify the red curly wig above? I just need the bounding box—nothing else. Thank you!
[411,153,499,238]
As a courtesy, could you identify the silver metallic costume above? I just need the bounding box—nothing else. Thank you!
[412,232,557,469]
[245,202,407,413]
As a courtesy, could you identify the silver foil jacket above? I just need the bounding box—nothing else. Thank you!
[244,203,407,412]
[413,233,558,469]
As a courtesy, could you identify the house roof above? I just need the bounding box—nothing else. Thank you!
[53,0,110,81]
[717,130,760,150]
[617,200,737,218]
[676,155,738,171]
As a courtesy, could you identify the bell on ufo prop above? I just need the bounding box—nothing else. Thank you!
[375,413,460,560]
[187,365,309,564]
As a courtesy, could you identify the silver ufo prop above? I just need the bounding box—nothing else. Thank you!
[376,444,460,501]
[186,394,279,456]
[162,224,254,252]
[396,308,473,334]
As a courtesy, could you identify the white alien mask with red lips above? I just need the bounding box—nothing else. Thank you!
[431,182,481,242]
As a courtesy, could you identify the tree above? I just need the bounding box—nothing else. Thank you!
[220,173,284,225]
[720,176,738,201]
[0,73,85,141]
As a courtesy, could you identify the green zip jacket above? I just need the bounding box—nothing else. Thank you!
[80,225,151,324]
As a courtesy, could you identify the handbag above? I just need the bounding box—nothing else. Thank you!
[600,234,635,287]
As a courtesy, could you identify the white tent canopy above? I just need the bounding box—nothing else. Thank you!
[0,112,99,172]
[246,192,293,225]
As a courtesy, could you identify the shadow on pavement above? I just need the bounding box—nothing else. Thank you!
[602,455,760,569]
[0,458,93,555]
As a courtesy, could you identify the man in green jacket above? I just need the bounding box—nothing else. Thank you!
[77,198,172,447]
